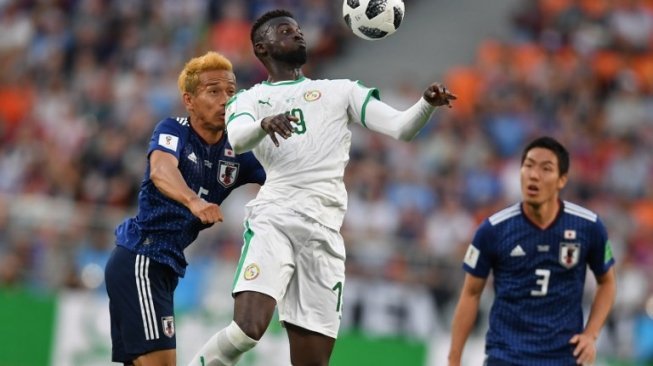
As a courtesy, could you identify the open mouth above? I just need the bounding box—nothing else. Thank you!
[526,184,539,195]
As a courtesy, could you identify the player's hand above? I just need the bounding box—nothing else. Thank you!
[423,83,457,108]
[569,333,596,365]
[260,113,299,147]
[188,197,223,224]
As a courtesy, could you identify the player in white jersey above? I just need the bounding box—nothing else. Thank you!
[187,9,456,366]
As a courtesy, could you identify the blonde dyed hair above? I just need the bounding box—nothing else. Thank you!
[178,51,233,95]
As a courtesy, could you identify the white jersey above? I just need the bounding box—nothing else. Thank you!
[226,77,377,230]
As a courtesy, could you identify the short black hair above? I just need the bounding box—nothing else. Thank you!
[521,136,570,176]
[250,9,295,44]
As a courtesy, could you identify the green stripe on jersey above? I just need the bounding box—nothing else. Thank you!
[604,240,614,263]
[360,88,380,128]
[262,76,306,86]
[225,91,241,108]
[227,112,256,126]
[232,221,255,290]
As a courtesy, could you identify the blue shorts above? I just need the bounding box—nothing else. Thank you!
[105,246,179,364]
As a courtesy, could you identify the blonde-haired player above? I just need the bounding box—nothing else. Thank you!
[104,51,265,366]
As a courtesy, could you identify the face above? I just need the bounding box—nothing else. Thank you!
[258,17,307,65]
[184,70,236,132]
[520,147,568,207]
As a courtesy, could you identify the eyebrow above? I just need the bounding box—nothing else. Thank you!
[525,158,555,166]
[204,78,235,85]
[275,20,298,29]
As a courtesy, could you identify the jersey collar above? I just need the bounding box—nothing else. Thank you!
[262,76,307,86]
[520,199,564,231]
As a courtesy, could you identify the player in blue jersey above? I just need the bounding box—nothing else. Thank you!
[448,136,616,366]
[104,51,265,366]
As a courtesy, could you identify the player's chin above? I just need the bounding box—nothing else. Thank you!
[211,119,226,131]
[522,195,542,206]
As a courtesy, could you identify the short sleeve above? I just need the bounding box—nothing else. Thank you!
[148,118,185,160]
[587,217,615,276]
[347,80,380,128]
[463,220,494,278]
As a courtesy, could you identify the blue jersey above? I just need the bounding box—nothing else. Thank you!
[463,201,615,365]
[115,117,265,277]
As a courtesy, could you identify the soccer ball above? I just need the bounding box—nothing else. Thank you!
[343,0,405,41]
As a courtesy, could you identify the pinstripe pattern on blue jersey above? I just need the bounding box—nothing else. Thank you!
[114,117,265,277]
[464,201,614,365]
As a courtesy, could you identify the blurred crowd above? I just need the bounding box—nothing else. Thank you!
[0,0,652,363]
[343,1,653,361]
[0,0,347,287]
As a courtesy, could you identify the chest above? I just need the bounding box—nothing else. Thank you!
[256,88,349,142]
[177,139,240,200]
[495,226,589,274]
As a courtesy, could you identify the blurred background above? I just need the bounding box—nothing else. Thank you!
[0,0,652,365]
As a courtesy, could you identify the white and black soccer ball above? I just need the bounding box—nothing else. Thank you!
[343,0,405,41]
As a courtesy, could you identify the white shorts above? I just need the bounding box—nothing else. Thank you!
[232,203,346,339]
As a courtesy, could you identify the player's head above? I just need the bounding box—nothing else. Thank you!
[520,136,569,206]
[250,9,307,68]
[178,51,236,132]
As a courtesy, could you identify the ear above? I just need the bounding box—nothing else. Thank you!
[558,174,568,190]
[182,92,193,110]
[253,41,267,58]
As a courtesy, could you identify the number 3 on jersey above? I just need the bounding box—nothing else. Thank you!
[290,108,306,135]
[531,268,550,296]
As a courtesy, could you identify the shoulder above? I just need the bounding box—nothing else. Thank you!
[151,118,191,144]
[229,87,259,103]
[472,204,521,241]
[488,202,522,226]
[149,117,191,152]
[227,89,248,103]
[306,78,358,90]
[562,200,598,223]
[562,201,607,236]
[155,117,191,131]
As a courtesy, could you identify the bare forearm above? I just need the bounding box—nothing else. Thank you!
[584,278,616,339]
[151,163,199,208]
[448,295,480,364]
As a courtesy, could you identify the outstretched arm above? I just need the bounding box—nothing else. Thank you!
[363,83,456,141]
[570,266,616,365]
[150,150,223,224]
[448,273,486,366]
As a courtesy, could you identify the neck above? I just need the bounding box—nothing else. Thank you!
[190,120,224,145]
[267,65,303,83]
[522,199,560,229]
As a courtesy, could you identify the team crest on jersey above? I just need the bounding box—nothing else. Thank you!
[161,316,175,338]
[304,90,321,102]
[559,242,580,269]
[244,263,260,280]
[218,161,239,188]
